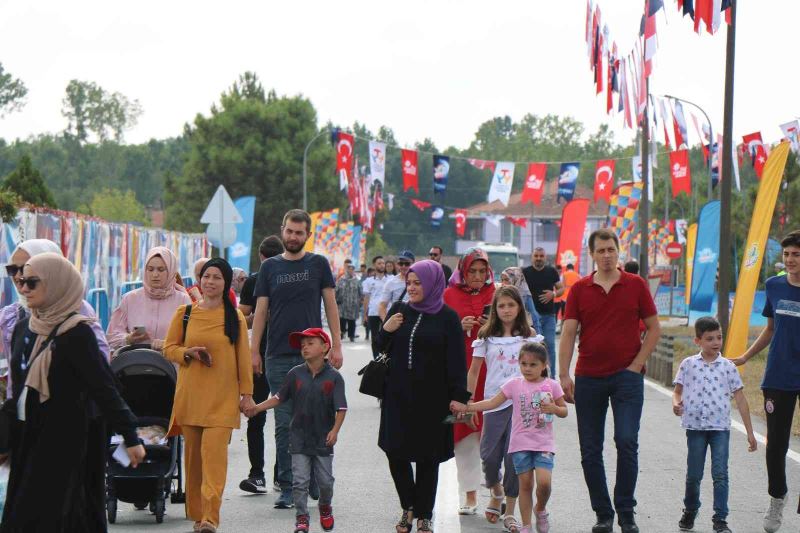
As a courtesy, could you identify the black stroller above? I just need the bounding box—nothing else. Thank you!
[106,345,185,524]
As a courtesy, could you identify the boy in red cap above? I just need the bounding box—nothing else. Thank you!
[246,328,347,533]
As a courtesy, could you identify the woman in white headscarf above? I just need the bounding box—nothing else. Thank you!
[0,240,109,368]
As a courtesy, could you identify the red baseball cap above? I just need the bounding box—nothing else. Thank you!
[288,328,331,350]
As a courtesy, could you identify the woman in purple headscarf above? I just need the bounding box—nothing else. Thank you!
[378,260,471,533]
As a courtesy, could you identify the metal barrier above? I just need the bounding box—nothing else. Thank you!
[86,288,110,331]
[646,335,676,388]
[119,281,143,296]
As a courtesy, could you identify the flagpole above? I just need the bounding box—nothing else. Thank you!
[718,0,737,336]
[639,0,651,280]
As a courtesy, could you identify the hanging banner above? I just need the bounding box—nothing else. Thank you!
[411,199,431,212]
[487,162,515,206]
[593,160,615,203]
[675,218,688,245]
[669,149,692,197]
[433,155,450,194]
[468,159,496,172]
[557,199,590,274]
[507,217,527,228]
[368,140,386,186]
[779,120,800,154]
[685,223,697,307]
[689,201,720,318]
[336,132,354,191]
[632,155,643,182]
[455,209,467,237]
[557,162,580,202]
[227,196,256,271]
[430,206,445,228]
[351,225,363,265]
[672,100,688,148]
[742,131,767,179]
[401,149,419,194]
[522,163,546,205]
[724,143,791,358]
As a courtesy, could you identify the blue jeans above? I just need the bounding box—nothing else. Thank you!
[538,313,557,379]
[575,370,644,518]
[266,355,304,491]
[684,430,730,521]
[523,295,543,336]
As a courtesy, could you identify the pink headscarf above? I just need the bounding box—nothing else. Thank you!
[143,247,181,300]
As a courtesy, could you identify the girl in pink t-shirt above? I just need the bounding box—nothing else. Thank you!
[452,343,568,533]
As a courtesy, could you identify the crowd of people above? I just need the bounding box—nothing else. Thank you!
[0,210,797,533]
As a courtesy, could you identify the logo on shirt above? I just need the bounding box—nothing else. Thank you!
[775,299,800,318]
[277,270,310,284]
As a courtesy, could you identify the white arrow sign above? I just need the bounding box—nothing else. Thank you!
[200,185,243,224]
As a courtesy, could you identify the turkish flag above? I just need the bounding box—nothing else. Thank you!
[669,149,692,197]
[468,158,497,172]
[336,132,354,190]
[507,217,527,228]
[410,199,431,212]
[401,149,419,194]
[593,160,616,203]
[742,132,767,179]
[455,209,467,237]
[521,163,546,205]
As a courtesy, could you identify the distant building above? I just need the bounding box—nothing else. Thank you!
[454,184,608,272]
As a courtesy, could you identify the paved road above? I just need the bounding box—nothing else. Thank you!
[110,338,800,533]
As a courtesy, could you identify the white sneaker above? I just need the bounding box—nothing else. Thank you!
[763,495,786,532]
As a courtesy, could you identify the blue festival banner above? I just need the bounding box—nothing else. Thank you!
[689,200,720,320]
[227,196,256,272]
[557,162,580,202]
[351,225,363,265]
[433,155,450,194]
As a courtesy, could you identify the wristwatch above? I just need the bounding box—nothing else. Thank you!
[183,353,192,364]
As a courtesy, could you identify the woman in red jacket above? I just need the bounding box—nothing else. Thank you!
[443,248,497,520]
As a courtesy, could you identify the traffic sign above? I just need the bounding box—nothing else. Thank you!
[200,185,243,224]
[666,242,683,259]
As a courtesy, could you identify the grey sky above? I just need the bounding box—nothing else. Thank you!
[0,1,795,151]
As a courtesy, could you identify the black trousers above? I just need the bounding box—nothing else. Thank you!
[388,458,440,520]
[368,316,383,360]
[763,389,800,498]
[246,364,271,478]
[339,318,356,341]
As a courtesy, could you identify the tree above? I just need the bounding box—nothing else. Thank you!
[0,63,27,117]
[83,188,148,224]
[2,155,56,207]
[61,80,143,143]
[165,73,340,269]
[0,189,19,222]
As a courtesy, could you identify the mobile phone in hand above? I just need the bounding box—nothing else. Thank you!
[198,350,212,367]
[482,305,492,318]
[133,326,146,335]
[443,413,474,424]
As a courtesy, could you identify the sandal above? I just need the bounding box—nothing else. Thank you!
[485,488,505,524]
[396,509,413,533]
[417,518,433,532]
[458,504,477,515]
[503,515,521,533]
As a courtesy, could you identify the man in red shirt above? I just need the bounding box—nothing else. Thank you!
[558,228,661,533]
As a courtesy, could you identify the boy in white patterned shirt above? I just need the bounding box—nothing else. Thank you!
[672,316,757,533]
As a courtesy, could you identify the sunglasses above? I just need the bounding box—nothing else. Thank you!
[428,253,440,257]
[4,264,24,277]
[18,277,41,290]
[397,261,411,267]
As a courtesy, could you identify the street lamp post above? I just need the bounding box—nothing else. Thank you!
[302,129,331,211]
[662,94,714,203]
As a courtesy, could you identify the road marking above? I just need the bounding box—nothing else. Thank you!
[434,458,461,532]
[643,378,800,464]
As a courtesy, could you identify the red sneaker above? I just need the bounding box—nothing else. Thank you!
[294,514,309,533]
[319,504,335,531]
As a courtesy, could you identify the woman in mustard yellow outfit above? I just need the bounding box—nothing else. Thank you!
[164,258,254,533]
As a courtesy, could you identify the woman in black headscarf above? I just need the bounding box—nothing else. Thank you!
[163,258,253,533]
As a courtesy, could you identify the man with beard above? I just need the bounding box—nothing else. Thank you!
[522,247,564,377]
[250,209,343,509]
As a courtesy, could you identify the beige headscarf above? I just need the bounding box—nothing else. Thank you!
[24,253,92,403]
[143,246,181,300]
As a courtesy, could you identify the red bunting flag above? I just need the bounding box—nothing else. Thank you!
[593,160,616,203]
[556,199,590,274]
[507,217,527,228]
[468,158,496,172]
[401,149,419,194]
[521,163,547,205]
[410,199,431,212]
[742,132,767,179]
[669,149,692,197]
[336,132,354,190]
[455,209,467,237]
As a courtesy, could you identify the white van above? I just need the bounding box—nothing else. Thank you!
[475,242,520,282]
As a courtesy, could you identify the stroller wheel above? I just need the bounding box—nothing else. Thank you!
[154,498,165,523]
[106,498,117,524]
[134,501,148,510]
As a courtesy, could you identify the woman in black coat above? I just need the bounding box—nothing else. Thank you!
[0,252,145,533]
[378,260,471,533]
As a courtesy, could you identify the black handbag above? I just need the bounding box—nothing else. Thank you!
[357,353,390,399]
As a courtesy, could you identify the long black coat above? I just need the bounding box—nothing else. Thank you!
[1,321,138,533]
[377,302,471,463]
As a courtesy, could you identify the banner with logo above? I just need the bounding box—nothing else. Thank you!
[724,142,790,357]
[685,222,697,307]
[669,149,692,197]
[430,205,445,228]
[227,196,256,271]
[522,163,546,205]
[433,155,450,194]
[689,201,720,320]
[556,199,590,274]
[557,162,580,202]
[401,149,419,194]
[369,140,386,187]
[487,162,515,206]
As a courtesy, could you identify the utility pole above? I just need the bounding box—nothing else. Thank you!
[718,0,736,335]
[639,0,650,280]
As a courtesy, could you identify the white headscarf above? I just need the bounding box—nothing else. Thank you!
[11,239,63,306]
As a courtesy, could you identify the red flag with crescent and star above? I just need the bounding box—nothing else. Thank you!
[455,209,467,237]
[401,149,419,194]
[410,199,431,212]
[522,163,547,205]
[593,160,615,203]
[507,217,527,228]
[742,131,767,180]
[336,132,354,190]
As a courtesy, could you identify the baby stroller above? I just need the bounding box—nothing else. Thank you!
[106,345,185,524]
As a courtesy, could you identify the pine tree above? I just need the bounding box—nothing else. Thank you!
[3,155,56,208]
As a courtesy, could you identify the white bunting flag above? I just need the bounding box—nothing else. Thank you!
[487,162,516,206]
[368,140,386,187]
